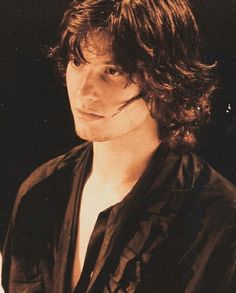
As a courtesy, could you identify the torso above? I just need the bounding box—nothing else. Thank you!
[71,174,137,290]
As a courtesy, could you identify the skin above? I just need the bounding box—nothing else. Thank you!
[66,33,156,142]
[67,33,161,288]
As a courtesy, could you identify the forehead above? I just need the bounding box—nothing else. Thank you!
[81,32,113,64]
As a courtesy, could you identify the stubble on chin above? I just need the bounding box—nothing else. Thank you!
[75,128,110,142]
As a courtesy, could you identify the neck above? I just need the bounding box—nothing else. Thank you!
[91,120,161,188]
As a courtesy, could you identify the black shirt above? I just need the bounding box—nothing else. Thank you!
[2,142,236,292]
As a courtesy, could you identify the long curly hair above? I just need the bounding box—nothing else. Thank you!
[49,0,217,150]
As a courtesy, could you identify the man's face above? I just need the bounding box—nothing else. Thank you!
[66,33,155,142]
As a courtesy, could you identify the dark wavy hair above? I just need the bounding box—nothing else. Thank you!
[50,0,217,150]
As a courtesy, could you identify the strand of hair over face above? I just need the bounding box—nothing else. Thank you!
[49,0,217,151]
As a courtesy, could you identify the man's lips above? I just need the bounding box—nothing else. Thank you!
[76,109,104,120]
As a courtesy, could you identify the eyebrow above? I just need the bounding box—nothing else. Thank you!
[102,61,123,69]
[103,60,115,65]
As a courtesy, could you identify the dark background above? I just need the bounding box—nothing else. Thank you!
[0,0,236,247]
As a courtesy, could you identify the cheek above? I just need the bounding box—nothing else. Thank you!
[121,83,141,100]
[66,71,75,93]
[103,83,141,107]
[128,104,150,126]
[66,72,78,106]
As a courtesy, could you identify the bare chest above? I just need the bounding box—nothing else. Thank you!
[71,179,122,289]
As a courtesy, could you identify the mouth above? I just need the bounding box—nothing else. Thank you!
[76,109,104,121]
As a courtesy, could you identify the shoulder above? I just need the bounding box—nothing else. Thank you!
[17,142,91,198]
[177,153,236,290]
[174,150,236,215]
[7,142,92,233]
[175,150,235,189]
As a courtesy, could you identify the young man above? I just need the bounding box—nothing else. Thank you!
[2,0,236,292]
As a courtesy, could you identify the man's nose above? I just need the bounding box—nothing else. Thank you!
[77,69,97,99]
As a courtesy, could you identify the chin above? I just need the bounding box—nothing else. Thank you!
[75,128,111,142]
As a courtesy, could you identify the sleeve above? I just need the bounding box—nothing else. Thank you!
[0,154,64,291]
[219,218,236,292]
[1,178,28,292]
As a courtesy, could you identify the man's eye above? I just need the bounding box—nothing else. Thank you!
[104,67,123,76]
[69,58,81,67]
[72,60,81,67]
